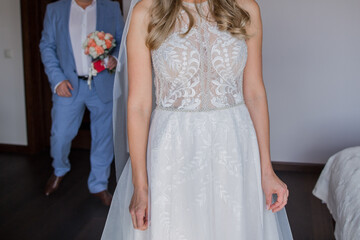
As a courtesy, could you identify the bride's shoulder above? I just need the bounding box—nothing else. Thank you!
[236,0,261,18]
[132,0,153,17]
[130,0,153,29]
[236,0,262,35]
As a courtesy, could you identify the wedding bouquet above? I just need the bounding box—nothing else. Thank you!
[83,31,116,88]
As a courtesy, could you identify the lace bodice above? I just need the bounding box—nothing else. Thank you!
[151,1,248,112]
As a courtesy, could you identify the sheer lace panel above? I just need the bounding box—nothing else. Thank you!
[151,2,248,112]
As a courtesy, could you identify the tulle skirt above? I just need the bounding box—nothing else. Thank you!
[102,104,293,240]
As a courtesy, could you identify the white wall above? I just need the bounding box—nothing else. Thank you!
[0,0,27,145]
[258,0,360,163]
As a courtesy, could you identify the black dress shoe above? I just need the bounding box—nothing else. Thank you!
[45,173,64,196]
[92,190,113,206]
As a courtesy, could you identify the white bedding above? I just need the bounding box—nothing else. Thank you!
[313,147,360,240]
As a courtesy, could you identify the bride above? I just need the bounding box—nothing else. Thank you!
[103,0,293,239]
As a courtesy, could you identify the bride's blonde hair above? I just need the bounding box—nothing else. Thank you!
[146,0,250,50]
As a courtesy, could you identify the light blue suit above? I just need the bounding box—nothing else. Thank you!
[39,0,124,193]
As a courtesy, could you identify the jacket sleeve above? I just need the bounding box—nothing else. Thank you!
[111,2,125,59]
[39,4,67,92]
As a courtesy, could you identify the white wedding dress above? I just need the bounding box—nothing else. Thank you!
[102,2,293,239]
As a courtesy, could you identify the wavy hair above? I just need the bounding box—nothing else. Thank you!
[146,0,251,50]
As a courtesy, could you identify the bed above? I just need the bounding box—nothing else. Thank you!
[313,146,360,240]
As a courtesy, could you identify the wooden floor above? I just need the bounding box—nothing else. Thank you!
[0,150,334,240]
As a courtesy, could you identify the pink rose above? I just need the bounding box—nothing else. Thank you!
[95,45,104,55]
[97,31,105,40]
[88,38,97,48]
[105,39,112,49]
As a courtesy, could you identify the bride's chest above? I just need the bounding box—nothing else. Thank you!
[151,22,248,79]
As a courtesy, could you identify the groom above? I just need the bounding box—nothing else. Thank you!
[40,0,124,206]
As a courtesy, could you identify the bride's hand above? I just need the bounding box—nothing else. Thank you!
[129,187,149,230]
[261,171,289,213]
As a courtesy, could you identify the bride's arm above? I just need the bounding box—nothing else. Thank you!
[240,0,289,213]
[127,1,152,230]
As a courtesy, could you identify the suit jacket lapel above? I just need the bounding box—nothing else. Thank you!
[96,0,105,31]
[64,0,76,67]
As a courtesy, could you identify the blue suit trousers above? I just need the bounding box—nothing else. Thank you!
[50,79,114,193]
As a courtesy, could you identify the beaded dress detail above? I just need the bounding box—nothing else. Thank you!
[152,2,247,111]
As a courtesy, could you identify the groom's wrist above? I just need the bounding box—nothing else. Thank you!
[53,80,66,94]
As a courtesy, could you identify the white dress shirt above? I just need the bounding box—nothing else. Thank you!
[55,0,97,92]
[70,0,96,76]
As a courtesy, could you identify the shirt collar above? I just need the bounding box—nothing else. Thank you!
[72,0,97,9]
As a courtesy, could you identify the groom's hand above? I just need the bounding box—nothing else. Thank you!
[56,80,73,97]
[107,55,117,70]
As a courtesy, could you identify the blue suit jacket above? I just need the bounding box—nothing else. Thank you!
[40,0,124,104]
